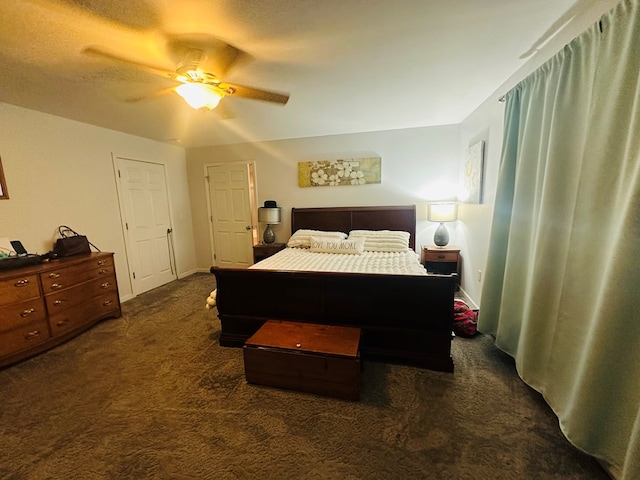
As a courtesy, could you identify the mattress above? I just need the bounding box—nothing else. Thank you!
[249,247,427,275]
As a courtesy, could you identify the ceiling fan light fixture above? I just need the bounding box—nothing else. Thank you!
[175,83,223,110]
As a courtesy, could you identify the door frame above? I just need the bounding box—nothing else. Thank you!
[113,154,177,297]
[204,161,258,267]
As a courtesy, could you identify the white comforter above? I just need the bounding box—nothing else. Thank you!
[249,247,427,275]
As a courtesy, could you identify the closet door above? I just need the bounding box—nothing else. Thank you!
[207,163,254,268]
[116,157,176,295]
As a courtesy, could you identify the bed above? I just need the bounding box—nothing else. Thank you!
[210,205,457,372]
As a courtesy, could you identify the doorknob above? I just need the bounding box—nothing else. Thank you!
[245,225,252,230]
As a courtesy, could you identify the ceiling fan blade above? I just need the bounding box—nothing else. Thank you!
[82,45,177,79]
[125,87,177,103]
[224,83,289,105]
[201,43,250,78]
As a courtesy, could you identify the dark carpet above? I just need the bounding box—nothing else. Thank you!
[0,273,609,479]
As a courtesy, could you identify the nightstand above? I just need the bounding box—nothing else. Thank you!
[421,245,461,288]
[253,243,286,264]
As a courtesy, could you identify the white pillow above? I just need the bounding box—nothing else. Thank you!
[348,230,411,252]
[309,236,364,255]
[287,229,347,248]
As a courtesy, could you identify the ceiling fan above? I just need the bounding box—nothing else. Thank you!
[82,38,290,111]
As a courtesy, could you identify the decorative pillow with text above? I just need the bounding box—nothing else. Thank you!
[309,236,365,255]
[287,229,347,248]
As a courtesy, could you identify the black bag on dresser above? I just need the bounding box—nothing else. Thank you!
[53,225,100,257]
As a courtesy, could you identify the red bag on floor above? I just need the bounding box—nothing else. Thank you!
[453,300,478,337]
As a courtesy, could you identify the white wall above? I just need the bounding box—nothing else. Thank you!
[455,102,505,305]
[0,102,196,301]
[187,124,461,269]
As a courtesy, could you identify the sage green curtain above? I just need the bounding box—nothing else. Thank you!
[479,0,640,478]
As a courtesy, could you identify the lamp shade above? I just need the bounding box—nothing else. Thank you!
[175,83,223,110]
[427,203,458,223]
[258,207,281,224]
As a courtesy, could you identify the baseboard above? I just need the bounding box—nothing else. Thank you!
[119,293,135,303]
[456,287,479,312]
[178,268,207,278]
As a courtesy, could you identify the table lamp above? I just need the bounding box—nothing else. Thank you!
[427,202,458,247]
[258,201,282,244]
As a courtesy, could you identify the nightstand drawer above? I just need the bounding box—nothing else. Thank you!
[424,251,458,262]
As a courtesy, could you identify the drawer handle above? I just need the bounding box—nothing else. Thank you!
[97,260,107,266]
[103,300,113,306]
[98,269,109,275]
[48,272,61,279]
[50,283,63,290]
[56,319,69,327]
[21,308,35,317]
[100,282,111,289]
[53,300,65,306]
[24,330,41,340]
[437,254,446,259]
[14,279,29,287]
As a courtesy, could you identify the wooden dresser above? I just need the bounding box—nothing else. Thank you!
[0,252,121,368]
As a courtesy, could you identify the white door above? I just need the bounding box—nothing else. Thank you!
[117,157,176,294]
[206,163,254,268]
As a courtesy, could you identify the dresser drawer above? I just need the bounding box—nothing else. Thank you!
[41,259,115,292]
[0,318,50,358]
[45,275,118,312]
[0,298,47,333]
[49,292,120,336]
[0,275,41,307]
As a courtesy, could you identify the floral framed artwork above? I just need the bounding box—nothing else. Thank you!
[462,141,484,204]
[0,156,8,200]
[298,157,381,187]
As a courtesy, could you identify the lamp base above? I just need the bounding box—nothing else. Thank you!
[433,223,450,247]
[263,224,275,244]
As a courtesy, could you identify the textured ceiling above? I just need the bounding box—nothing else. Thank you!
[0,0,609,147]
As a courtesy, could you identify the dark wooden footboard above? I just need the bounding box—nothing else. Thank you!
[211,266,456,372]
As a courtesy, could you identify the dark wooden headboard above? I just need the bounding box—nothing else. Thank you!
[291,205,417,250]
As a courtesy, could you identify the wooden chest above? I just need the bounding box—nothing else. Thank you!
[243,320,361,400]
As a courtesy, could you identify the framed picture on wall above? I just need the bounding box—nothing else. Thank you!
[0,156,9,200]
[298,157,381,187]
[462,141,484,204]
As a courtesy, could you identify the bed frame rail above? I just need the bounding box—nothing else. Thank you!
[211,266,456,372]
